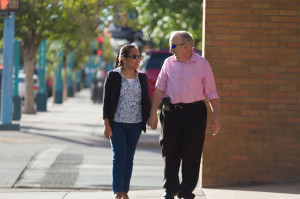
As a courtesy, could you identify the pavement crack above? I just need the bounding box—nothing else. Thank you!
[62,191,71,199]
[12,146,50,188]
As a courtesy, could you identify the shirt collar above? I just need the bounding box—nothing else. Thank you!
[171,50,197,63]
[113,66,143,74]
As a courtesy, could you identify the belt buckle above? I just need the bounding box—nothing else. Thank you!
[174,104,184,110]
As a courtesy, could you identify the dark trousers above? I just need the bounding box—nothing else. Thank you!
[160,101,207,198]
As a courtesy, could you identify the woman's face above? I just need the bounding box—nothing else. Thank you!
[122,48,141,70]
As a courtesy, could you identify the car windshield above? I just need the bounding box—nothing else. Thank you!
[146,53,172,69]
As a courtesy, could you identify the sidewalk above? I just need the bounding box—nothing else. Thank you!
[0,182,299,199]
[0,89,299,199]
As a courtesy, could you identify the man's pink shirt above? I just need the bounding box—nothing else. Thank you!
[155,51,219,104]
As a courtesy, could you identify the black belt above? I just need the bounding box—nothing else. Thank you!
[171,100,203,110]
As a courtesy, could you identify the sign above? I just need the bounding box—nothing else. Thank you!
[0,0,19,11]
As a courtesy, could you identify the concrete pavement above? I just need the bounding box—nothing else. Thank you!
[0,183,299,199]
[0,89,299,199]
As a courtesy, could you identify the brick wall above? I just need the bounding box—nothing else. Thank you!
[202,0,300,187]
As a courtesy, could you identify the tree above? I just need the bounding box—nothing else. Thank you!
[12,1,61,114]
[134,0,203,49]
[0,0,119,114]
[49,1,103,101]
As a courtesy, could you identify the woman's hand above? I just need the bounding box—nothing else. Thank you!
[104,124,112,140]
[103,119,112,140]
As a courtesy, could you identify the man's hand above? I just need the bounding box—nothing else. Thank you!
[208,98,221,136]
[211,115,221,136]
[148,88,164,130]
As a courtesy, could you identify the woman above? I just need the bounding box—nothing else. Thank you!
[103,44,151,199]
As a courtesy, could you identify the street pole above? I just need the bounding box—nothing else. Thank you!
[67,51,74,97]
[54,50,63,104]
[0,11,19,130]
[36,40,48,111]
[85,55,94,88]
[12,39,22,120]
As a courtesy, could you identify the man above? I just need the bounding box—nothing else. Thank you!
[148,31,221,199]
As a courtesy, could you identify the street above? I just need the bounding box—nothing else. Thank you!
[0,89,164,190]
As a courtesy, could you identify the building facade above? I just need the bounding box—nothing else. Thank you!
[202,0,300,187]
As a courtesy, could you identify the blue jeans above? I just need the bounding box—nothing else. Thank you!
[110,122,142,193]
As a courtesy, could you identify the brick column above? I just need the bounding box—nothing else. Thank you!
[202,0,300,187]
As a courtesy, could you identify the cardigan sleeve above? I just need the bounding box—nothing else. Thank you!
[103,71,112,119]
[144,74,151,117]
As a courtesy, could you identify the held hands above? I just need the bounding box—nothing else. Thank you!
[147,113,158,130]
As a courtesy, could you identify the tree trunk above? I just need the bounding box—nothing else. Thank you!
[23,41,38,114]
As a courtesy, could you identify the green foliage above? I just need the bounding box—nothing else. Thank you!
[102,35,115,63]
[0,0,120,113]
[46,40,62,78]
[48,1,107,71]
[134,0,203,49]
[13,1,61,45]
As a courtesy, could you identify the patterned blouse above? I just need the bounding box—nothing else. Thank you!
[114,73,142,123]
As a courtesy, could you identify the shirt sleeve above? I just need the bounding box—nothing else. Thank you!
[155,59,168,92]
[203,59,219,100]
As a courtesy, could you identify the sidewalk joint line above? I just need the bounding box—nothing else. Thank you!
[62,191,71,199]
[12,146,50,188]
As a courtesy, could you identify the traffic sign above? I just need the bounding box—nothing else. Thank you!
[0,0,19,11]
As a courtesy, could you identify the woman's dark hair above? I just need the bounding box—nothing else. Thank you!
[114,44,138,68]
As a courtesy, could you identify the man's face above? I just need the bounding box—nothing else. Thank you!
[169,34,186,59]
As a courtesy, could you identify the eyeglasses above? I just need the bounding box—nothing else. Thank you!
[126,55,142,59]
[170,43,185,49]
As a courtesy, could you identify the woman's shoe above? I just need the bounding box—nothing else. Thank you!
[122,193,129,199]
[114,192,122,199]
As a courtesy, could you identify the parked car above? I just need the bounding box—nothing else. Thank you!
[139,50,172,99]
[139,49,202,99]
[17,72,39,99]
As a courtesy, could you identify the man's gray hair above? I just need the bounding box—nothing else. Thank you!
[170,30,194,48]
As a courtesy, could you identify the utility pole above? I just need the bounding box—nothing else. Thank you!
[12,39,22,120]
[67,51,74,97]
[54,50,63,104]
[0,11,19,130]
[36,40,48,111]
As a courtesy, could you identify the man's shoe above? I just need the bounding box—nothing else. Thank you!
[161,191,176,199]
[177,192,195,199]
[178,193,195,199]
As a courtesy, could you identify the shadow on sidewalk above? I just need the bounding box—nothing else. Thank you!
[204,182,300,194]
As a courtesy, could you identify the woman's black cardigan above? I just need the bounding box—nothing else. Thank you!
[103,70,151,132]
